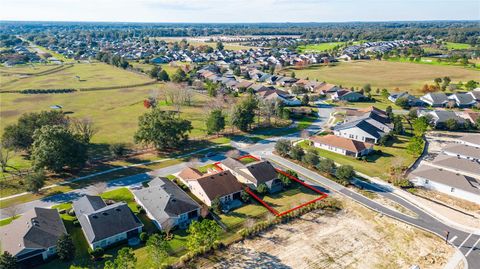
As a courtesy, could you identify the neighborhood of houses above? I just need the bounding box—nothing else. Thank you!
[0,155,287,265]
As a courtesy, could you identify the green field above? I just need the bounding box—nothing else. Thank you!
[297,42,344,52]
[285,60,480,93]
[386,56,480,69]
[445,42,472,50]
[0,62,154,91]
[155,37,258,51]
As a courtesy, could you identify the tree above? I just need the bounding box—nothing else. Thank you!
[256,183,268,194]
[336,165,355,181]
[0,145,15,173]
[171,68,187,83]
[433,77,442,87]
[290,71,296,78]
[0,251,16,269]
[2,110,68,151]
[275,138,292,157]
[134,108,193,150]
[381,89,390,99]
[385,106,394,120]
[216,41,224,51]
[106,247,137,269]
[157,70,170,81]
[230,95,258,132]
[240,190,250,203]
[149,66,161,79]
[393,115,404,135]
[206,109,225,136]
[25,170,45,193]
[289,145,305,161]
[278,172,292,187]
[407,136,424,156]
[317,159,336,174]
[413,116,429,136]
[205,80,219,97]
[210,196,222,214]
[187,220,222,251]
[146,234,169,268]
[57,234,75,261]
[465,80,478,90]
[302,151,319,166]
[301,94,310,106]
[363,83,372,94]
[395,97,410,109]
[31,125,87,173]
[445,118,458,130]
[71,118,98,143]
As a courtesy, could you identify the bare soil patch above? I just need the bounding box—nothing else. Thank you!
[200,199,454,269]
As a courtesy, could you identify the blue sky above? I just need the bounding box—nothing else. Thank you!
[1,0,479,22]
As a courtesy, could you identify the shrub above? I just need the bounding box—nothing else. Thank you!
[73,220,80,227]
[335,165,355,181]
[302,151,319,166]
[109,143,127,158]
[139,232,148,242]
[256,183,268,194]
[89,247,104,259]
[275,139,292,156]
[289,145,305,161]
[317,159,335,174]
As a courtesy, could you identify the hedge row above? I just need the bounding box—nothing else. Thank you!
[20,88,76,94]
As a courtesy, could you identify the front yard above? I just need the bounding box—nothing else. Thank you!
[299,135,418,179]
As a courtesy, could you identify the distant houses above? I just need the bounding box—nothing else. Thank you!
[310,134,374,157]
[0,208,67,265]
[72,195,143,249]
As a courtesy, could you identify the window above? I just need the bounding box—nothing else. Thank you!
[425,179,429,184]
[451,187,455,192]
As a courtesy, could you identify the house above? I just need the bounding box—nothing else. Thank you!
[310,134,374,157]
[331,90,366,102]
[0,208,67,265]
[346,110,393,133]
[276,77,298,87]
[467,90,480,103]
[177,167,204,185]
[420,93,448,107]
[234,80,254,91]
[448,93,476,108]
[409,166,480,204]
[314,83,340,95]
[425,154,480,179]
[443,144,480,161]
[256,88,301,106]
[185,170,243,209]
[220,158,282,192]
[420,110,466,128]
[334,118,386,144]
[388,92,425,106]
[133,177,200,230]
[73,195,143,249]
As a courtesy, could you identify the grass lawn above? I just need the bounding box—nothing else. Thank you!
[284,60,479,93]
[238,156,258,165]
[386,56,480,70]
[261,184,321,213]
[297,42,344,52]
[219,202,270,230]
[445,42,472,50]
[0,215,20,226]
[0,62,153,91]
[299,135,418,179]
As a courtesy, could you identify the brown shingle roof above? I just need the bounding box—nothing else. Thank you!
[177,167,203,181]
[194,170,243,200]
[311,134,373,153]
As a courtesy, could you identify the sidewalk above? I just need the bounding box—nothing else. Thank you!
[356,171,480,235]
[444,249,468,269]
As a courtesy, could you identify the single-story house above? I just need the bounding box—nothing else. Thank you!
[420,110,466,128]
[467,90,480,103]
[331,90,366,102]
[333,119,385,144]
[388,92,425,107]
[346,110,393,133]
[409,165,480,204]
[314,83,340,95]
[220,158,283,193]
[0,208,67,265]
[310,134,374,157]
[426,154,480,179]
[133,177,200,230]
[186,170,243,208]
[256,88,301,106]
[176,167,205,185]
[443,144,480,161]
[448,93,476,108]
[73,195,143,250]
[233,80,254,92]
[420,93,449,107]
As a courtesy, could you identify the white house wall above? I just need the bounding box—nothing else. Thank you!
[411,176,480,204]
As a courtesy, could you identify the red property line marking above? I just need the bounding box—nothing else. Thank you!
[245,168,328,217]
[237,154,260,161]
[245,187,279,215]
[213,162,224,171]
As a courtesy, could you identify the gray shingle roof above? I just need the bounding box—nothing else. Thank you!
[334,119,384,139]
[443,144,480,160]
[73,195,143,243]
[430,154,480,177]
[245,161,278,185]
[0,208,66,258]
[410,166,480,195]
[133,178,200,226]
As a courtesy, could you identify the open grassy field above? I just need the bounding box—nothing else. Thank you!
[445,42,472,50]
[285,60,479,93]
[299,134,418,179]
[0,62,153,91]
[297,42,344,52]
[155,37,257,51]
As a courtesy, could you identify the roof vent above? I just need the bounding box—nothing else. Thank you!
[115,208,121,212]
[172,198,177,202]
[102,212,109,216]
[92,215,98,219]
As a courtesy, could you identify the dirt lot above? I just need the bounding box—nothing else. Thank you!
[199,199,454,269]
